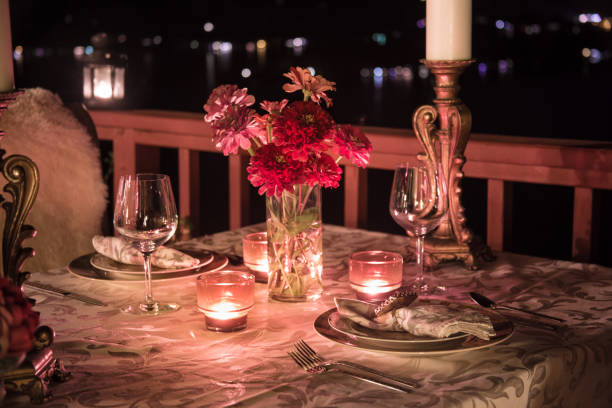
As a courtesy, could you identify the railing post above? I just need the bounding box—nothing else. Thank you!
[228,154,250,229]
[112,128,136,202]
[344,165,368,228]
[178,148,200,236]
[487,179,512,252]
[572,187,593,261]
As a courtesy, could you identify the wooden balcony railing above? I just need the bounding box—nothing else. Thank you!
[90,109,612,264]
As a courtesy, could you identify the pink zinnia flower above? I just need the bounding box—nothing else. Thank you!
[211,106,260,155]
[203,85,255,124]
[273,101,334,162]
[304,153,342,189]
[282,67,336,107]
[247,144,305,197]
[332,124,372,168]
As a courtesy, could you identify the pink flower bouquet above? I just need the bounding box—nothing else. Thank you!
[204,67,372,300]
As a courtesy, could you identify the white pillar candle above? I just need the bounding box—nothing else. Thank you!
[0,0,14,92]
[426,0,472,61]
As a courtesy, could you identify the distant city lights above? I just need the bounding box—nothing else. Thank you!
[416,19,425,29]
[118,34,127,44]
[285,37,307,48]
[203,22,214,32]
[211,41,232,54]
[85,45,94,55]
[142,38,152,47]
[495,20,505,30]
[256,39,267,49]
[478,63,487,77]
[371,33,387,46]
[73,46,85,58]
[241,68,252,78]
[578,13,602,24]
[13,45,23,61]
[418,65,428,79]
[245,42,256,53]
[153,35,162,45]
[190,40,200,50]
[373,67,383,78]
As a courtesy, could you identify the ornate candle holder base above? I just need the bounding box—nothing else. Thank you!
[405,235,494,271]
[2,327,71,404]
[411,59,494,270]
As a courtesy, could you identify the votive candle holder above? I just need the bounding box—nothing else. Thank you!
[242,231,268,282]
[197,270,255,332]
[349,251,403,301]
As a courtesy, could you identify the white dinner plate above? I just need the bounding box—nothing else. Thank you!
[90,251,214,275]
[315,304,514,355]
[69,251,227,281]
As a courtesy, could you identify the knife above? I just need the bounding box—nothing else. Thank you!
[24,281,107,306]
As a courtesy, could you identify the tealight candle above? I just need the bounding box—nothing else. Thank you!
[242,232,268,283]
[349,251,403,301]
[197,270,255,332]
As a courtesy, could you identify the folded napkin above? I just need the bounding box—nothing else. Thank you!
[92,236,200,269]
[335,297,496,340]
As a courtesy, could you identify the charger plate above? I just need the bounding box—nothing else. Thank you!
[69,251,228,281]
[314,304,513,355]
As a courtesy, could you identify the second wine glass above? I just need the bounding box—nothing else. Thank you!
[389,159,448,295]
[114,173,180,315]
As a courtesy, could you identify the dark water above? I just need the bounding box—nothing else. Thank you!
[13,20,612,266]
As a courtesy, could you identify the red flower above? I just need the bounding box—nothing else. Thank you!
[273,101,334,162]
[304,153,342,189]
[247,145,305,197]
[332,124,372,168]
[0,277,40,356]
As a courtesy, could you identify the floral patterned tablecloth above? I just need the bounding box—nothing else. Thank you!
[10,224,612,407]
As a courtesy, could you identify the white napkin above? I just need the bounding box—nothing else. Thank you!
[335,297,496,340]
[92,236,200,269]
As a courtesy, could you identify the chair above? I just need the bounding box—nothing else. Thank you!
[0,88,108,273]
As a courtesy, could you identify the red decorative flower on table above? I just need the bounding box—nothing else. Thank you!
[202,66,372,197]
[0,277,40,356]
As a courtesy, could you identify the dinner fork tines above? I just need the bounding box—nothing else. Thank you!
[288,339,419,393]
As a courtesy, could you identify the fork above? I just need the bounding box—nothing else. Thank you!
[288,340,419,393]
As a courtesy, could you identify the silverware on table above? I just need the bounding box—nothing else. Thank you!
[288,339,419,393]
[469,292,565,323]
[24,281,107,306]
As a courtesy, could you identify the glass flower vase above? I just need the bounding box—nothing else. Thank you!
[266,184,323,302]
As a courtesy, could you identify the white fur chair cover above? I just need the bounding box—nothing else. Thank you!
[0,88,108,273]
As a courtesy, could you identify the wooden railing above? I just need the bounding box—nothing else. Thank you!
[90,109,612,263]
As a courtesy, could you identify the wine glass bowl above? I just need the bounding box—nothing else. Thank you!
[114,173,180,315]
[389,160,448,295]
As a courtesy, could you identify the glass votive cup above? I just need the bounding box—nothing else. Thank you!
[349,251,403,301]
[197,270,255,332]
[242,232,268,283]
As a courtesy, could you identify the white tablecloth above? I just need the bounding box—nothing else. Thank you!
[10,225,612,407]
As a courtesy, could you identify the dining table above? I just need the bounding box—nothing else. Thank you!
[8,224,612,407]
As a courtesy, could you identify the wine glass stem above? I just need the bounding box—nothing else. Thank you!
[415,234,425,284]
[143,251,155,308]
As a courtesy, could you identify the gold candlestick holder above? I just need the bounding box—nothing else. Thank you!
[410,59,493,270]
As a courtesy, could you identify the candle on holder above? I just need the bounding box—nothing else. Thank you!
[197,270,255,332]
[426,0,472,61]
[349,251,403,301]
[242,232,268,283]
[0,0,15,92]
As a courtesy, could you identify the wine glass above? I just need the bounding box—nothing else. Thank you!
[114,173,180,315]
[389,159,448,295]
